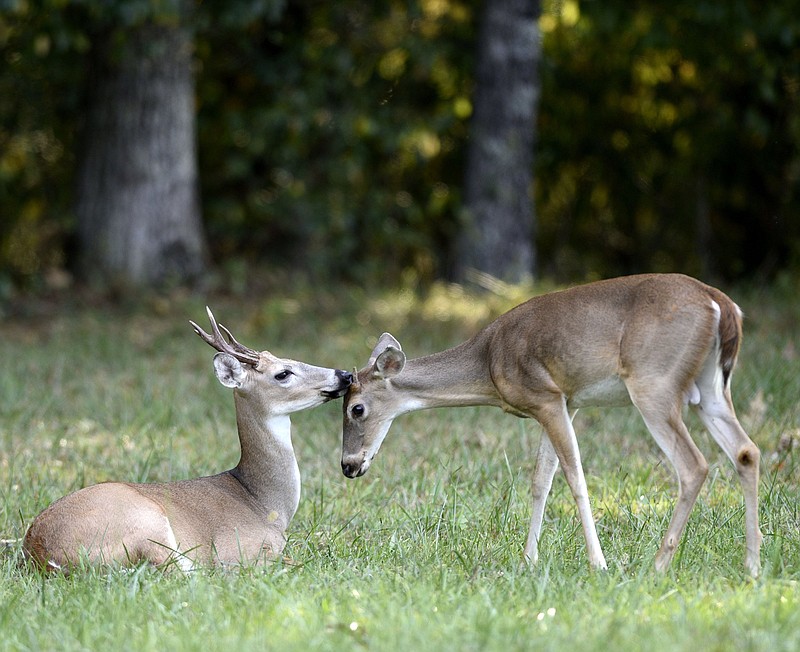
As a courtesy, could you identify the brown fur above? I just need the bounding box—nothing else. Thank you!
[707,285,743,383]
[342,273,761,576]
[23,320,351,572]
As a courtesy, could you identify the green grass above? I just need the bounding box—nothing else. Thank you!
[2,275,800,651]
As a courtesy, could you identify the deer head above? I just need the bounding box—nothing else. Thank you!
[191,307,352,414]
[341,333,407,477]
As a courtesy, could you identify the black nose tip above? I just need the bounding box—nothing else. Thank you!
[341,461,359,478]
[337,369,354,385]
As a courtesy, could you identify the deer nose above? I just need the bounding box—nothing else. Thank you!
[341,459,363,478]
[336,369,354,386]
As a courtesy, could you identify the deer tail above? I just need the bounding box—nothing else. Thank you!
[709,287,743,388]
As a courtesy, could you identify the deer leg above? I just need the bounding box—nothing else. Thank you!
[138,517,195,572]
[523,411,579,565]
[694,380,761,577]
[111,497,195,572]
[533,400,607,570]
[630,390,709,572]
[523,432,559,565]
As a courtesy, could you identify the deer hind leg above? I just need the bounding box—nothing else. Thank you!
[523,411,579,565]
[532,400,607,570]
[139,516,195,572]
[629,388,709,572]
[104,491,195,572]
[693,363,761,577]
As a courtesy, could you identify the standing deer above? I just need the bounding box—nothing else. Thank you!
[23,307,352,572]
[341,274,761,576]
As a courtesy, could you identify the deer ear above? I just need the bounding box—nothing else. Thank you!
[373,346,406,379]
[367,332,402,366]
[213,352,247,389]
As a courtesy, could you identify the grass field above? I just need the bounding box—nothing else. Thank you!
[2,275,800,651]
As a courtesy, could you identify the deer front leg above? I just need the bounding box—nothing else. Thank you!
[532,400,607,570]
[524,410,581,565]
[524,411,581,565]
[523,433,558,565]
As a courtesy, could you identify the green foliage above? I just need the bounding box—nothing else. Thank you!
[1,0,799,290]
[1,279,800,649]
[196,0,473,281]
[537,0,800,279]
[0,1,85,287]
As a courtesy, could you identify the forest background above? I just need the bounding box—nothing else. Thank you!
[1,0,799,300]
[2,4,800,649]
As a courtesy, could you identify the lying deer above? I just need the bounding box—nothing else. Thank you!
[340,274,761,576]
[23,308,352,572]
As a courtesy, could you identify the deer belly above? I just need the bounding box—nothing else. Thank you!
[567,376,631,408]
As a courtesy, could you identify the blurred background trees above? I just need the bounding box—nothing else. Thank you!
[74,0,207,286]
[1,0,799,296]
[454,0,540,284]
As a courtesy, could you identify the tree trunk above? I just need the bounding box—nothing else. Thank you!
[75,20,207,287]
[455,0,541,284]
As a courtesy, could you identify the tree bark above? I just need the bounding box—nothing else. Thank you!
[455,0,541,284]
[75,20,207,287]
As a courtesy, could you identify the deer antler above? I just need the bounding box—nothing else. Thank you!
[190,307,261,366]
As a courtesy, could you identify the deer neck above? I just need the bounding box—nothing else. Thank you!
[229,393,300,531]
[393,338,500,413]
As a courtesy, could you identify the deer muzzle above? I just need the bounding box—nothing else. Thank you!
[323,370,354,399]
[341,455,370,478]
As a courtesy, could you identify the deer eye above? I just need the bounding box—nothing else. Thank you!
[274,370,292,381]
[351,404,365,418]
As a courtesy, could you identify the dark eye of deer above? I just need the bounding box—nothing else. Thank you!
[274,370,292,381]
[351,404,365,418]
